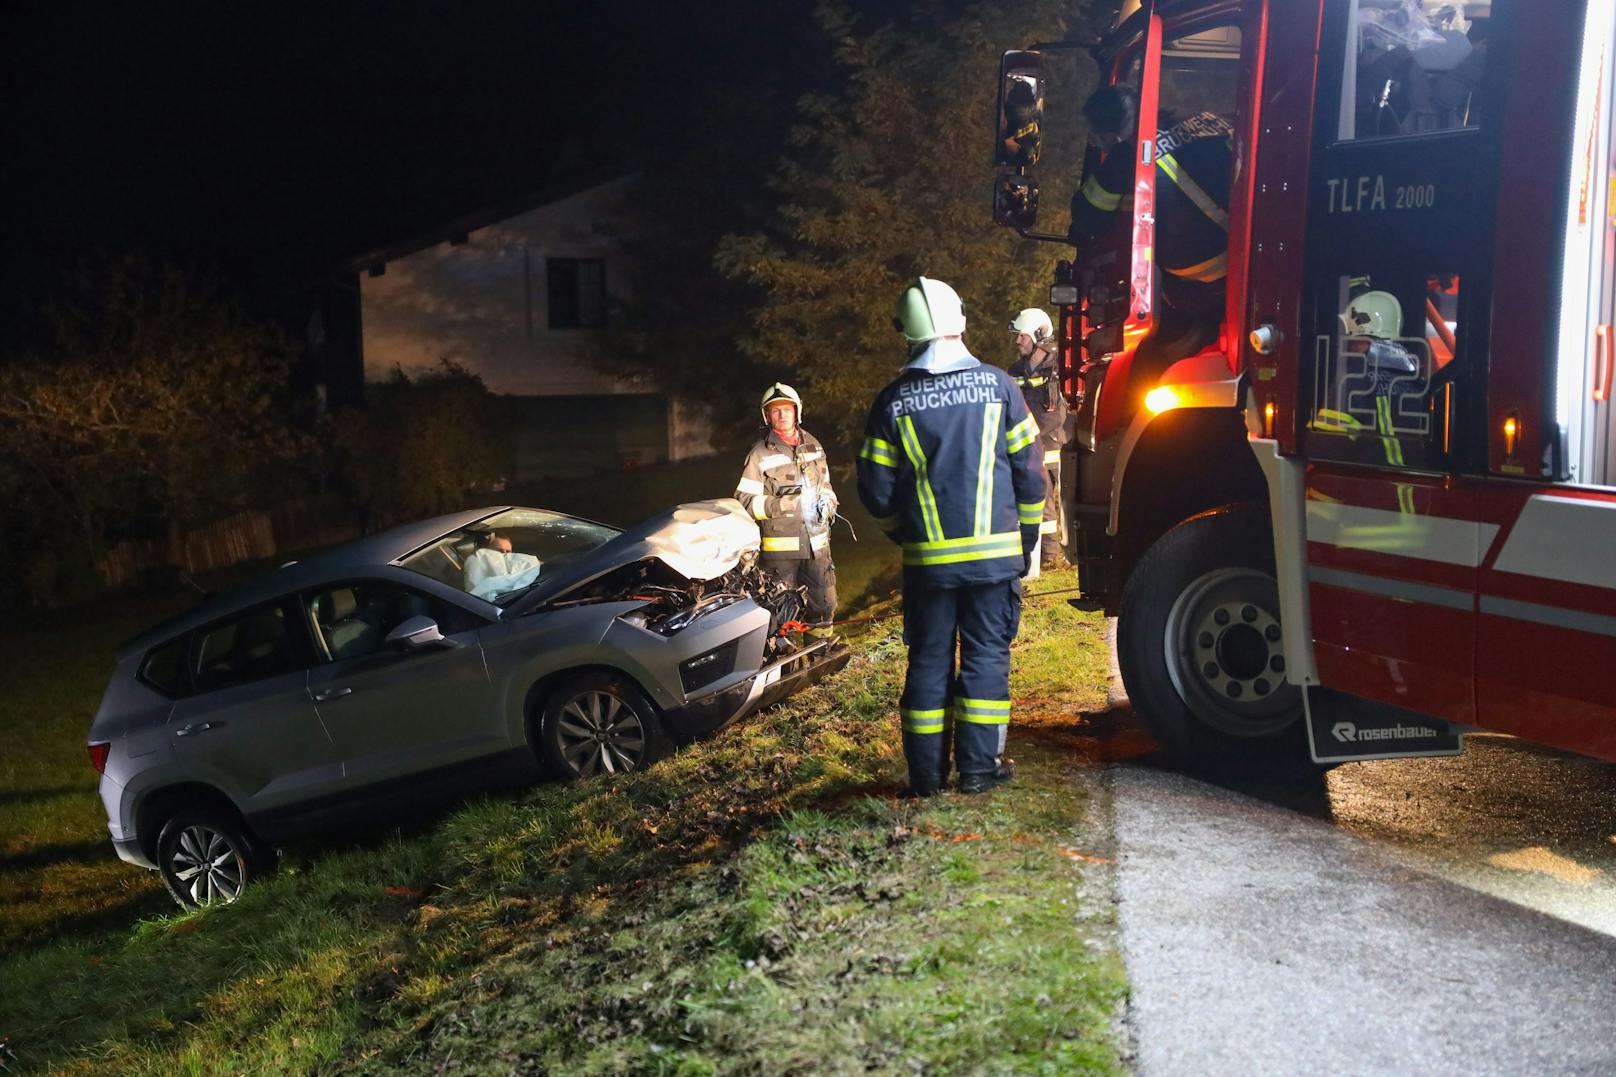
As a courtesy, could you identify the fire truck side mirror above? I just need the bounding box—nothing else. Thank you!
[992,174,1041,230]
[994,51,1044,169]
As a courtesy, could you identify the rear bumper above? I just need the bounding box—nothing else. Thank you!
[113,835,156,870]
[662,639,851,741]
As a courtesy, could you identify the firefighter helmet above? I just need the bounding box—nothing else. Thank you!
[1340,291,1403,339]
[1008,307,1054,345]
[760,382,803,424]
[893,277,967,343]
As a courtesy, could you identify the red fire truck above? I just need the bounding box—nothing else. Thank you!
[992,0,1616,768]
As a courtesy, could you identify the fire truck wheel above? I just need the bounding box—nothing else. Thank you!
[1119,508,1313,772]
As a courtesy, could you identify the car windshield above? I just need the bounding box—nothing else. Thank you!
[398,508,620,603]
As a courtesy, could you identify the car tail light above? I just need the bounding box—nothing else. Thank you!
[88,742,111,775]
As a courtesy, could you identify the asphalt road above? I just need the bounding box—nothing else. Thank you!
[1106,737,1616,1075]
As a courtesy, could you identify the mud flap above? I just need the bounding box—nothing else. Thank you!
[1070,503,1112,601]
[1304,686,1463,764]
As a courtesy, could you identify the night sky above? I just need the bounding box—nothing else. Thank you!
[3,2,823,346]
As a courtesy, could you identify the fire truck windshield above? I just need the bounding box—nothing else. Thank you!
[1337,0,1492,141]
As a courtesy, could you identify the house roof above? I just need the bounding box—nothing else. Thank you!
[339,172,636,276]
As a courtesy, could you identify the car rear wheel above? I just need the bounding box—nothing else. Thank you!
[538,671,669,779]
[156,809,269,909]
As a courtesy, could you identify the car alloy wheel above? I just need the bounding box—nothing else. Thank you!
[556,689,648,776]
[155,809,266,909]
[169,825,245,905]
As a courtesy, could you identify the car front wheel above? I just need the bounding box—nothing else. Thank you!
[538,671,669,780]
[156,809,268,909]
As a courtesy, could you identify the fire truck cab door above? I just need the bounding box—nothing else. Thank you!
[1073,4,1162,390]
[1125,5,1163,338]
[1290,0,1507,727]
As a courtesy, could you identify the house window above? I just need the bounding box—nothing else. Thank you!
[547,258,606,329]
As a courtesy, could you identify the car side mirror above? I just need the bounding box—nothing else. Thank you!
[994,51,1044,169]
[386,616,459,651]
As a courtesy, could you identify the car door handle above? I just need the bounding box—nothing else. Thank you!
[313,687,353,702]
[175,721,225,737]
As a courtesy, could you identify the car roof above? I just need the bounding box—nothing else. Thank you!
[117,506,509,658]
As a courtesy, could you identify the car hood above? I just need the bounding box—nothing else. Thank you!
[508,498,761,612]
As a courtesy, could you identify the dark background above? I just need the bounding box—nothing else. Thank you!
[2,1,828,350]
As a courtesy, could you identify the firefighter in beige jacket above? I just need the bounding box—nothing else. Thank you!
[735,383,838,627]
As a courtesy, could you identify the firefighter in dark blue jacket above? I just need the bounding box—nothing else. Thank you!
[856,277,1046,797]
[1070,84,1234,413]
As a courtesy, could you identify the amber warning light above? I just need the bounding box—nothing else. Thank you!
[1144,386,1181,414]
[1503,413,1520,458]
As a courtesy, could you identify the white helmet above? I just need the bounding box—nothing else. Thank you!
[1008,307,1054,345]
[760,382,803,423]
[893,277,967,343]
[1340,291,1403,339]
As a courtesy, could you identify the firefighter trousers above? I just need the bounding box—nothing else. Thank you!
[764,553,837,625]
[1039,447,1064,549]
[899,578,1022,785]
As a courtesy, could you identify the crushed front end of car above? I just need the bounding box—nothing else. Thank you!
[507,499,850,739]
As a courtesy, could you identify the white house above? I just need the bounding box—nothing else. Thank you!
[357,176,715,479]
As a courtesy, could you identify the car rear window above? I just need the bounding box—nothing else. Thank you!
[139,636,189,697]
[192,604,299,693]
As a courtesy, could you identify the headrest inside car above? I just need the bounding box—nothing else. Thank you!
[327,588,357,621]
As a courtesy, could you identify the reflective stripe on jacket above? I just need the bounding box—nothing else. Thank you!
[1008,346,1068,450]
[735,430,835,562]
[1068,111,1234,286]
[856,355,1046,586]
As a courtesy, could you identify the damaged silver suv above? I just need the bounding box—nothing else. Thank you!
[88,500,846,908]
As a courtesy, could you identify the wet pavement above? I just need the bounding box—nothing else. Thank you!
[1104,733,1616,1075]
[1312,736,1616,937]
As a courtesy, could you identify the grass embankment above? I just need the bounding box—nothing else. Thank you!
[0,566,1126,1073]
[0,596,198,953]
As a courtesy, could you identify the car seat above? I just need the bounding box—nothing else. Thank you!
[320,587,381,660]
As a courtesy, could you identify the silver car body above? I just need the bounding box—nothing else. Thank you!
[90,499,841,869]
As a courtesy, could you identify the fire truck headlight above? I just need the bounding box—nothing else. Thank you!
[1144,386,1181,414]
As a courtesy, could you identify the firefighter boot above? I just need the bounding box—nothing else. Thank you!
[899,777,942,799]
[807,623,850,659]
[958,759,1016,795]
